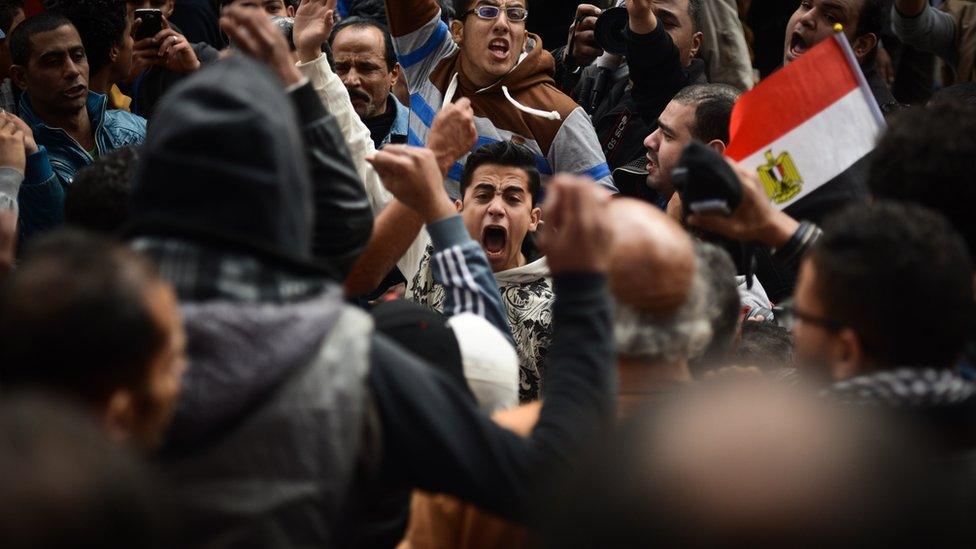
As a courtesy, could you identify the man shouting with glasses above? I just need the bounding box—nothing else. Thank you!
[385,0,618,198]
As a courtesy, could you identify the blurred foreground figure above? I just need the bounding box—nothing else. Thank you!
[0,230,186,451]
[0,396,170,549]
[125,9,616,545]
[546,381,972,547]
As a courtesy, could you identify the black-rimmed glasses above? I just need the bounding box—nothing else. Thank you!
[774,301,845,331]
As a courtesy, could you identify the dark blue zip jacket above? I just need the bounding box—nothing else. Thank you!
[17,91,146,239]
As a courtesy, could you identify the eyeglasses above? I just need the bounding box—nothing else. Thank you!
[464,5,529,22]
[774,301,844,331]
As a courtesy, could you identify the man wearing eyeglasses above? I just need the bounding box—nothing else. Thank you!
[385,0,617,198]
[787,202,975,387]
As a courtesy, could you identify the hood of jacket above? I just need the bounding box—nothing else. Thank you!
[439,34,567,122]
[495,256,550,284]
[452,33,554,96]
[163,286,347,450]
[128,55,318,273]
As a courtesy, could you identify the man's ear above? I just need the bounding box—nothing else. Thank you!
[287,5,296,17]
[830,327,865,381]
[852,33,878,62]
[390,63,401,88]
[690,31,703,60]
[707,139,726,155]
[528,206,542,232]
[9,65,27,91]
[450,20,464,46]
[103,389,137,446]
[455,198,463,212]
[109,42,121,64]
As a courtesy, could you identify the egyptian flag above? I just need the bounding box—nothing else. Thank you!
[725,30,885,211]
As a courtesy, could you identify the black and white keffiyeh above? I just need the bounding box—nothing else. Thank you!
[826,368,976,409]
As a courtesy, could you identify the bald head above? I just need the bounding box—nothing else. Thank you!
[608,198,695,314]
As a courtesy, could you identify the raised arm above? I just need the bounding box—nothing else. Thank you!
[346,99,478,297]
[0,114,26,277]
[292,0,476,295]
[625,0,693,125]
[366,144,513,342]
[384,0,457,95]
[384,0,442,38]
[369,176,616,521]
[683,159,821,281]
[894,0,927,17]
[222,7,373,277]
[6,113,62,243]
[891,1,957,63]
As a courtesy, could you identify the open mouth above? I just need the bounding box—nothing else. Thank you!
[645,152,658,173]
[488,38,510,61]
[788,31,809,59]
[63,84,86,99]
[482,225,508,257]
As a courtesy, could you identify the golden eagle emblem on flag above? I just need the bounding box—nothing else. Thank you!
[758,150,803,204]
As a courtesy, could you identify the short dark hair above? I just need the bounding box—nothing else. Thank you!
[812,202,975,369]
[734,322,795,371]
[855,0,882,38]
[0,230,167,407]
[66,147,137,234]
[687,0,703,32]
[868,103,976,258]
[928,82,976,107]
[0,0,24,35]
[329,16,396,71]
[9,12,74,67]
[672,83,740,144]
[459,140,541,205]
[52,0,126,78]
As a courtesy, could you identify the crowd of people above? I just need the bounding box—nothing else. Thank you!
[0,0,974,546]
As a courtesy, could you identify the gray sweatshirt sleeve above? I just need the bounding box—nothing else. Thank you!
[0,167,23,215]
[427,215,515,346]
[892,4,958,63]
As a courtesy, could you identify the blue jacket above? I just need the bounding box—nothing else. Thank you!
[17,91,147,239]
[381,94,410,148]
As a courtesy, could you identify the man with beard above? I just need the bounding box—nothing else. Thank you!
[620,83,738,208]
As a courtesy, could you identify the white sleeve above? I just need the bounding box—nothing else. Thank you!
[397,226,431,285]
[297,54,394,215]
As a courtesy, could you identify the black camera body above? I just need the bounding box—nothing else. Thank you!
[671,141,744,216]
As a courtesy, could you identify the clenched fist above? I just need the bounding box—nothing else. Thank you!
[538,175,613,274]
[428,97,477,176]
[366,145,456,223]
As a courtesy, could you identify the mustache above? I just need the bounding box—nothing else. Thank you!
[348,89,372,103]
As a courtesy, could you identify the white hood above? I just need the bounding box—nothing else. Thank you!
[495,256,551,284]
